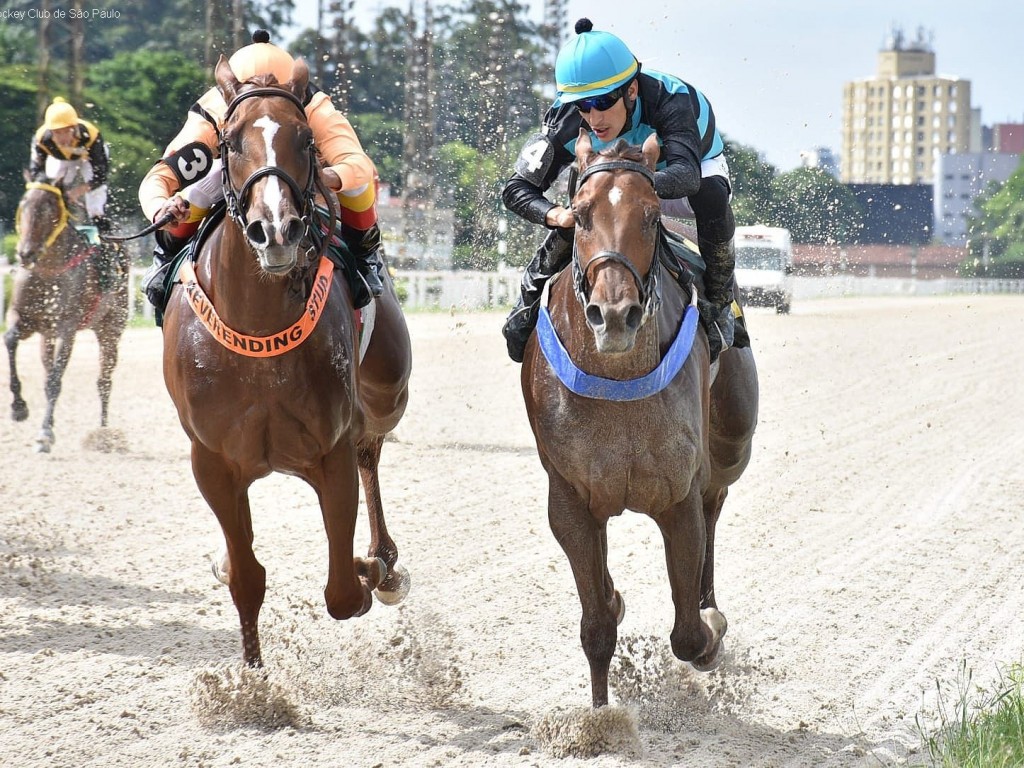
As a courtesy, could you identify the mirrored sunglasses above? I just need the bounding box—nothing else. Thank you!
[574,89,623,113]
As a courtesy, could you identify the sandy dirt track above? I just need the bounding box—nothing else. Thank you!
[1,295,1023,767]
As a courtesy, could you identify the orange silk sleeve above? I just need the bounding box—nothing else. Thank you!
[306,92,375,194]
[138,92,221,223]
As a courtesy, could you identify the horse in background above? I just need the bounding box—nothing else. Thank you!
[5,180,128,453]
[160,56,411,667]
[520,131,759,707]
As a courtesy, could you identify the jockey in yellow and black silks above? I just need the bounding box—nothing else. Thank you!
[138,29,383,309]
[30,97,112,232]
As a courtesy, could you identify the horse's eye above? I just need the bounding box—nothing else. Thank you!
[573,204,592,231]
[222,131,241,154]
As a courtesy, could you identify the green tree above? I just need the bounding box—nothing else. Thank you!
[84,50,208,220]
[348,113,404,191]
[724,137,778,226]
[769,167,863,244]
[0,65,39,225]
[966,158,1024,275]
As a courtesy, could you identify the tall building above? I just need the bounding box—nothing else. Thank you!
[799,146,839,178]
[934,151,1021,246]
[842,27,971,185]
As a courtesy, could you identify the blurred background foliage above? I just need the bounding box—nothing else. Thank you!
[0,0,1019,271]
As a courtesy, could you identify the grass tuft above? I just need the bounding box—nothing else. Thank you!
[916,660,1024,767]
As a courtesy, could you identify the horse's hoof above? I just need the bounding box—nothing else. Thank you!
[374,562,410,606]
[34,439,52,454]
[690,638,725,672]
[12,404,28,422]
[690,607,727,672]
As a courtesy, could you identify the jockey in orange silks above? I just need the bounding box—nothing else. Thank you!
[138,29,383,308]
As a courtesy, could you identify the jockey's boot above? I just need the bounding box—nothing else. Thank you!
[343,223,384,298]
[141,230,187,309]
[502,228,573,363]
[699,234,736,365]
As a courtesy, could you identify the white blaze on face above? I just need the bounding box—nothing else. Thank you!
[253,115,284,232]
[608,185,623,207]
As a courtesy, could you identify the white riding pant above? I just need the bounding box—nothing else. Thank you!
[179,157,225,210]
[659,153,732,220]
[43,155,107,218]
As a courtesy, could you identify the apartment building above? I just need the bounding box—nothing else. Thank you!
[841,27,971,185]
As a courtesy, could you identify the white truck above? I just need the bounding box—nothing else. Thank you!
[734,225,794,314]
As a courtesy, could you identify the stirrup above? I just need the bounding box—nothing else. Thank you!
[357,254,384,297]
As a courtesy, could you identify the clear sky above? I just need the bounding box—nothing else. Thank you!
[284,0,1022,171]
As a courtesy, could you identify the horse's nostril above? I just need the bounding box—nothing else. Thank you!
[245,221,269,246]
[585,304,604,327]
[281,216,304,246]
[625,305,643,330]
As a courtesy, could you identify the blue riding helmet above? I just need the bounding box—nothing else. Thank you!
[553,28,639,107]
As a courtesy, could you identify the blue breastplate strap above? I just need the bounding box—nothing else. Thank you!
[535,302,698,401]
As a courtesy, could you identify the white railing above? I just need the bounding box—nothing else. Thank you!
[1,264,1022,322]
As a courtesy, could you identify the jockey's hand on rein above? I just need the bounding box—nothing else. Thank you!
[156,196,190,228]
[545,205,576,229]
[321,168,342,192]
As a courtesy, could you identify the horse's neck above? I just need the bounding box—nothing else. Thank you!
[200,222,308,332]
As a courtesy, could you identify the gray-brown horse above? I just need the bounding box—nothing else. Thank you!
[5,181,128,452]
[520,132,759,707]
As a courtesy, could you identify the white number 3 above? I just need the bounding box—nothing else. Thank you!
[177,148,209,181]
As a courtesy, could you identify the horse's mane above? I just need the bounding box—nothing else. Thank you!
[599,139,645,163]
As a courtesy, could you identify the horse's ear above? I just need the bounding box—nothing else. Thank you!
[576,129,595,168]
[215,55,241,104]
[22,168,30,184]
[641,132,660,172]
[288,58,310,101]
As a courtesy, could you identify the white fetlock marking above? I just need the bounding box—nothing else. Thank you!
[374,562,411,605]
[700,607,727,644]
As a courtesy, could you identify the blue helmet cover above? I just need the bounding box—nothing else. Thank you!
[554,29,638,106]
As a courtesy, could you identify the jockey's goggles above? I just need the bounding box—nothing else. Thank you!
[573,88,624,113]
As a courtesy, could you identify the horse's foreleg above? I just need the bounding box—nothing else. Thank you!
[96,332,121,427]
[4,326,29,422]
[191,441,265,667]
[547,471,618,708]
[357,435,410,605]
[36,335,75,452]
[657,488,726,671]
[320,441,378,620]
[699,485,728,612]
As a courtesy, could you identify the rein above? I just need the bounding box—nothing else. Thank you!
[17,182,69,249]
[570,160,662,324]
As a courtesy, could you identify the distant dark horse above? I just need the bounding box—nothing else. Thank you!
[521,132,759,707]
[5,181,128,452]
[160,56,411,667]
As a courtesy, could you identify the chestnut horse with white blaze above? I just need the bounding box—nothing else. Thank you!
[520,131,758,707]
[160,56,411,667]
